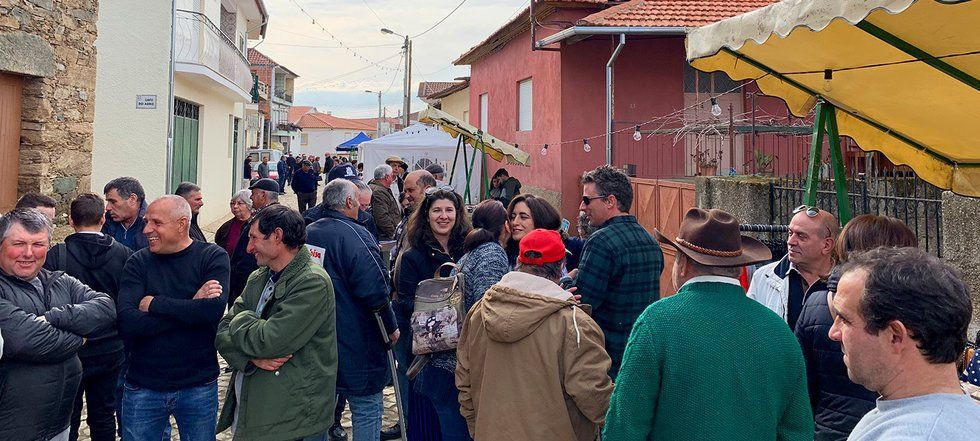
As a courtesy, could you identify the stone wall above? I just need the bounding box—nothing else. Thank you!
[520,183,562,214]
[941,192,980,330]
[0,0,98,221]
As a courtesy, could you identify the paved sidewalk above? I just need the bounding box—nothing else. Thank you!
[77,191,403,440]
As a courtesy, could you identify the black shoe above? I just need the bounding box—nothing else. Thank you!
[329,423,347,441]
[380,423,401,440]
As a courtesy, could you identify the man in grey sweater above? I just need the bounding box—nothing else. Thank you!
[829,247,980,440]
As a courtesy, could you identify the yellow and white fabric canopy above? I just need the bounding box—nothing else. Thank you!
[687,0,980,195]
[418,107,531,166]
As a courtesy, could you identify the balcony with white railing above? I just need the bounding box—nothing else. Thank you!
[174,9,252,100]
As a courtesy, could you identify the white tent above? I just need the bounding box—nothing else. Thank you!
[358,123,483,203]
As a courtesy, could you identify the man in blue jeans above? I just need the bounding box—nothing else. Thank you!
[117,196,230,440]
[306,180,400,441]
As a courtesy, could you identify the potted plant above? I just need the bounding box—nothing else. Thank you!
[692,148,723,176]
[753,150,775,176]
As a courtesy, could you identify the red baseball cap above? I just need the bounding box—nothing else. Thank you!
[518,229,566,265]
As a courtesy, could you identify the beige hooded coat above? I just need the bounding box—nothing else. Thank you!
[455,272,614,440]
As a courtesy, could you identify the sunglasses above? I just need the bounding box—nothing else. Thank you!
[582,195,608,206]
[793,204,820,218]
[424,185,455,196]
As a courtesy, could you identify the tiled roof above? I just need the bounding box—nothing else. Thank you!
[455,1,618,65]
[577,0,776,27]
[418,82,459,99]
[428,80,469,100]
[288,106,316,124]
[296,113,377,131]
[247,48,300,77]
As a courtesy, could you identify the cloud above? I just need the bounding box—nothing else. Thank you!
[257,0,528,117]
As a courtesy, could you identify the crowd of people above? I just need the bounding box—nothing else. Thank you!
[0,160,978,441]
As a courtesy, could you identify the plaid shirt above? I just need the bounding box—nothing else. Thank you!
[574,215,663,379]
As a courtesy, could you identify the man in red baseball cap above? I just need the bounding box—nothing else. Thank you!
[456,229,614,440]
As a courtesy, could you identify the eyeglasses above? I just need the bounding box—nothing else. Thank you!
[582,195,607,206]
[793,204,820,218]
[424,185,455,196]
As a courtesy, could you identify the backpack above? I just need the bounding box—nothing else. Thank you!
[410,262,465,355]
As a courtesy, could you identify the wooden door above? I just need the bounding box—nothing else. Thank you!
[630,178,696,297]
[0,73,22,211]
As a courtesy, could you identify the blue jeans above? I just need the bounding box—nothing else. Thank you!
[346,392,384,441]
[419,367,471,441]
[121,380,218,441]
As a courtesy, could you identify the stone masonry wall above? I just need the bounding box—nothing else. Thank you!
[0,0,98,221]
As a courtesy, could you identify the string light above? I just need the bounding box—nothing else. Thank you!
[539,144,548,156]
[583,139,591,153]
[823,69,833,92]
[710,97,722,117]
[633,126,642,142]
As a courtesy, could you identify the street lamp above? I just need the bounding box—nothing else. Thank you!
[381,28,411,128]
[365,90,382,136]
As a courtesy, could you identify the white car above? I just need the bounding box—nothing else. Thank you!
[248,149,284,180]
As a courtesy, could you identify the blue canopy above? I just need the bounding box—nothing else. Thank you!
[337,132,372,151]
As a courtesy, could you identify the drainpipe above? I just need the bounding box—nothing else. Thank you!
[267,65,276,149]
[165,0,177,193]
[606,34,625,166]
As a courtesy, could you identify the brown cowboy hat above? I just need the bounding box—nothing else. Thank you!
[384,155,407,168]
[653,208,771,267]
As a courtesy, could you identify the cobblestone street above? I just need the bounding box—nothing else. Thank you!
[76,193,402,440]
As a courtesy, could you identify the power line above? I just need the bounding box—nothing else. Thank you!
[285,0,400,72]
[298,51,404,89]
[412,0,470,38]
[360,0,390,28]
[264,42,402,49]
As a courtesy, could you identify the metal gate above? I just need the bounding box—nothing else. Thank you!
[172,98,200,186]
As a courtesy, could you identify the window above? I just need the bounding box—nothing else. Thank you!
[479,93,488,131]
[301,133,309,145]
[518,79,532,131]
[683,63,739,94]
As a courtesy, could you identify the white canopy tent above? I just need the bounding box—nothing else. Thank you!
[358,124,483,203]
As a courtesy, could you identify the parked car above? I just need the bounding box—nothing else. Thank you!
[248,149,283,180]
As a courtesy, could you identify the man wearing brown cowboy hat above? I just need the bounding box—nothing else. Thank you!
[385,155,408,193]
[603,208,814,441]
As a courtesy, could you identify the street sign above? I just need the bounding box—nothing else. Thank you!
[136,95,157,109]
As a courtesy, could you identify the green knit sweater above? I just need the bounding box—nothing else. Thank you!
[603,281,814,441]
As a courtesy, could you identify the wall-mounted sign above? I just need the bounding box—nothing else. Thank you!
[136,95,157,109]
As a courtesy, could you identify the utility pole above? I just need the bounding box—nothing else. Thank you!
[365,90,382,136]
[403,36,412,127]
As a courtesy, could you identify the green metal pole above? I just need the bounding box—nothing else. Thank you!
[449,136,462,187]
[804,101,828,206]
[825,104,852,224]
[481,140,489,200]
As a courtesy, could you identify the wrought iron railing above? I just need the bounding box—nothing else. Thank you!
[174,9,251,96]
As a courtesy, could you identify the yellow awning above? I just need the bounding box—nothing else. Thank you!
[418,107,531,166]
[686,0,980,196]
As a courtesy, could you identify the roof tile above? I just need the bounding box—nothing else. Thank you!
[297,112,377,131]
[578,0,776,27]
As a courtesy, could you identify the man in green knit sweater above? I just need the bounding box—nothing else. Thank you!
[604,208,814,441]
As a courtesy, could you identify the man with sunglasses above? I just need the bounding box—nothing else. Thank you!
[573,165,663,379]
[747,205,838,328]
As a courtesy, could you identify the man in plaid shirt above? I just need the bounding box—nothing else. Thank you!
[574,165,663,379]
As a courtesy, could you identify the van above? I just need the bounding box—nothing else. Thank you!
[247,149,284,180]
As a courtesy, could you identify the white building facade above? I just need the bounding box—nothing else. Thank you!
[93,0,267,225]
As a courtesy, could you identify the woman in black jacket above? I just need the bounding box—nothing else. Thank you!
[394,188,472,441]
[795,214,918,440]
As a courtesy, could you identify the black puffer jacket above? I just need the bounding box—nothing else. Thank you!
[0,268,116,440]
[794,285,876,440]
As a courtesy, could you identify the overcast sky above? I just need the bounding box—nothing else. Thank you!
[255,0,529,119]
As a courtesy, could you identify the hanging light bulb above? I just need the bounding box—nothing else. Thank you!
[583,139,591,153]
[540,144,548,156]
[710,97,722,117]
[633,126,642,142]
[823,69,833,93]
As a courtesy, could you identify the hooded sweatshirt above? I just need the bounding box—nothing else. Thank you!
[456,271,614,441]
[45,232,133,357]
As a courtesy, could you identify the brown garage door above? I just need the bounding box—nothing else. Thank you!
[0,73,22,212]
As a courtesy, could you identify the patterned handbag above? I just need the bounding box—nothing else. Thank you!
[410,262,465,355]
[960,331,979,386]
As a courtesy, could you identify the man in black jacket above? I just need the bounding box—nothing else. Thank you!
[175,181,207,242]
[45,193,134,441]
[291,160,320,213]
[116,195,229,440]
[0,208,116,441]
